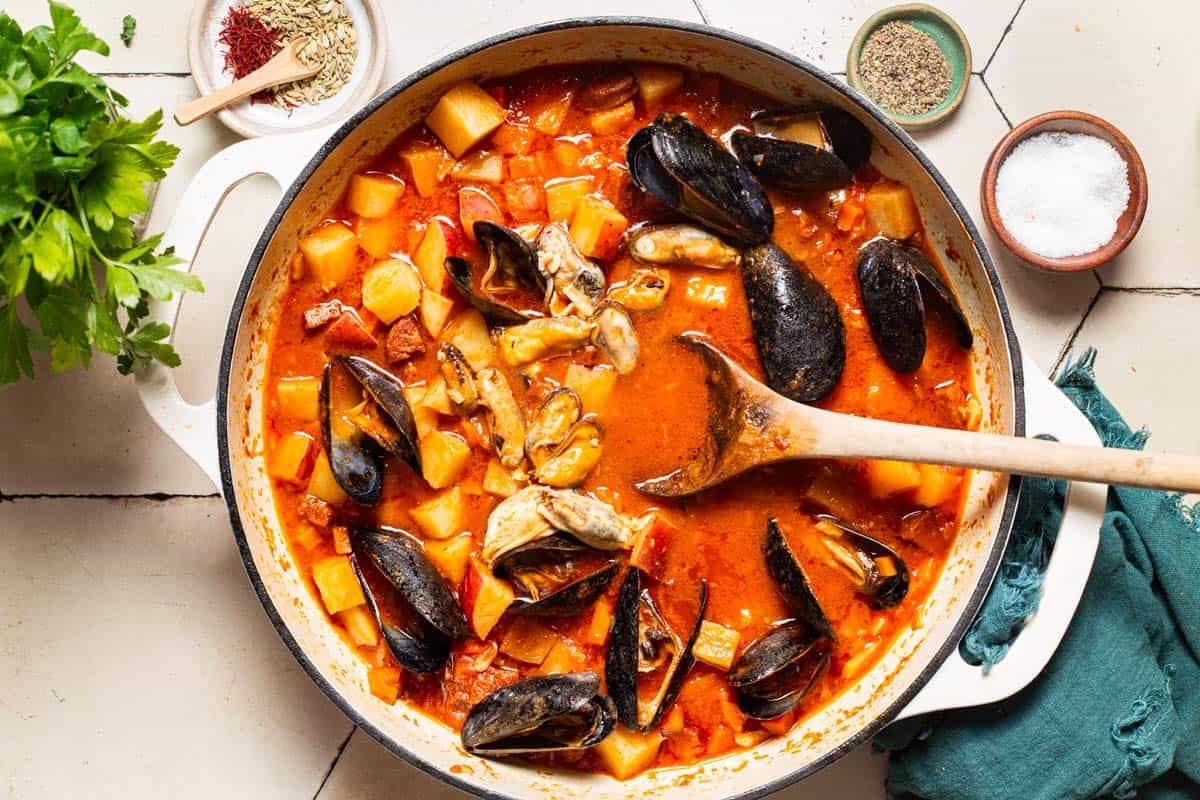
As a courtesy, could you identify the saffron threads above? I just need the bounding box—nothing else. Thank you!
[217,5,279,104]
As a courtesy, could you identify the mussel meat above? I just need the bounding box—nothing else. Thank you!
[525,388,584,468]
[445,221,546,327]
[856,238,972,373]
[814,515,909,609]
[536,222,606,317]
[483,486,634,564]
[497,316,595,367]
[591,301,639,375]
[608,268,671,312]
[535,416,603,488]
[627,113,773,246]
[606,567,708,731]
[438,343,479,415]
[493,533,619,616]
[728,622,831,719]
[340,355,421,473]
[626,223,741,270]
[351,528,469,673]
[741,243,845,404]
[475,367,526,468]
[461,672,616,756]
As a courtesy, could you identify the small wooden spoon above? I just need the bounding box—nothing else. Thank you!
[175,38,319,126]
[636,334,1200,496]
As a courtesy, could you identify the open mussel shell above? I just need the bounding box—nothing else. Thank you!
[445,256,530,327]
[751,108,872,171]
[741,243,845,404]
[856,239,972,373]
[591,301,639,375]
[765,518,835,641]
[606,567,708,732]
[339,355,421,473]
[321,360,383,505]
[728,622,832,719]
[438,343,479,415]
[525,388,583,468]
[492,532,620,616]
[731,132,853,193]
[475,220,545,295]
[461,672,616,756]
[536,222,605,317]
[815,515,909,609]
[627,113,773,247]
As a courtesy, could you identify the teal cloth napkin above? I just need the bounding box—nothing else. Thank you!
[875,350,1200,800]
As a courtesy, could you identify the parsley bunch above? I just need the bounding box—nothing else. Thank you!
[0,2,202,385]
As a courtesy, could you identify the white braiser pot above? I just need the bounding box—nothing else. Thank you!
[136,19,1107,800]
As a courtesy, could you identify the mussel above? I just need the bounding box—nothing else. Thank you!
[591,301,640,375]
[351,528,469,673]
[476,367,526,468]
[536,222,606,317]
[461,672,616,756]
[741,243,845,404]
[608,268,671,312]
[626,223,741,270]
[321,356,421,506]
[525,388,603,487]
[438,343,479,415]
[445,221,546,327]
[814,515,909,609]
[493,533,619,616]
[728,519,835,719]
[525,388,584,467]
[606,567,708,731]
[627,113,773,246]
[497,316,595,367]
[483,485,634,565]
[855,238,973,373]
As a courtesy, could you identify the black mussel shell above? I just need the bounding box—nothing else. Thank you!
[352,528,470,640]
[321,361,383,505]
[731,132,853,193]
[741,243,845,404]
[819,108,872,171]
[354,552,451,674]
[856,239,972,373]
[628,113,773,246]
[606,567,708,732]
[475,220,546,294]
[461,672,616,756]
[445,256,531,327]
[492,533,619,617]
[728,622,832,719]
[765,519,835,641]
[816,515,909,609]
[339,356,421,472]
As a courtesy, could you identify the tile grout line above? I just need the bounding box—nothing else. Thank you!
[1052,285,1104,375]
[981,0,1029,75]
[0,492,219,502]
[311,726,358,800]
[1099,286,1200,295]
[979,73,1013,129]
[689,0,711,24]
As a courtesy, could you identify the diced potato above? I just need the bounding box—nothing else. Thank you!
[292,522,324,552]
[685,275,730,309]
[368,666,402,705]
[354,213,405,259]
[551,140,585,173]
[538,639,586,675]
[442,309,497,370]
[865,183,920,240]
[425,534,474,585]
[337,604,380,648]
[413,218,454,293]
[596,727,664,780]
[588,101,636,135]
[276,376,320,421]
[306,450,348,505]
[499,618,557,664]
[426,82,507,158]
[584,599,612,646]
[299,222,359,291]
[270,432,316,486]
[459,186,504,241]
[419,432,472,489]
[761,710,796,736]
[401,144,452,197]
[361,258,422,324]
[312,555,366,615]
[569,195,628,260]
[451,150,505,184]
[346,173,405,218]
[630,64,684,105]
[411,485,466,539]
[529,90,574,136]
[563,363,617,414]
[503,179,545,222]
[419,290,455,338]
[913,464,962,508]
[491,122,536,155]
[332,525,352,555]
[461,558,515,639]
[864,458,922,499]
[407,395,440,440]
[482,458,522,497]
[693,620,740,670]
[507,154,542,181]
[418,377,454,416]
[545,176,594,223]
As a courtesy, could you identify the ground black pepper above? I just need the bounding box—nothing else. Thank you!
[859,21,951,116]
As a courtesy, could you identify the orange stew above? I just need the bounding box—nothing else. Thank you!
[263,64,978,778]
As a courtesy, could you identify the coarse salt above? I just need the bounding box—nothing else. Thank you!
[994,131,1130,258]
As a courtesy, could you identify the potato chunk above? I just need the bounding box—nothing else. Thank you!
[865,183,920,240]
[425,82,507,158]
[410,485,466,539]
[913,463,962,508]
[563,363,617,414]
[545,176,593,223]
[336,604,380,648]
[631,64,684,105]
[276,376,320,421]
[362,258,422,324]
[299,222,359,291]
[596,727,663,780]
[693,620,740,670]
[442,309,497,370]
[451,150,504,184]
[368,666,402,704]
[346,173,405,218]
[413,218,455,294]
[401,144,452,197]
[569,195,628,260]
[312,555,366,615]
[864,458,922,499]
[354,213,405,259]
[270,432,316,485]
[424,534,474,585]
[419,432,472,490]
[306,450,349,505]
[419,290,455,338]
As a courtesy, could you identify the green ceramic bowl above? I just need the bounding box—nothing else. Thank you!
[846,3,971,131]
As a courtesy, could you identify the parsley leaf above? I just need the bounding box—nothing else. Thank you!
[0,2,200,386]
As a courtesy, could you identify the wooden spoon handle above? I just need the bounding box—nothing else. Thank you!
[812,413,1200,492]
[174,42,317,126]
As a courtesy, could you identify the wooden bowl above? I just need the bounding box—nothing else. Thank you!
[980,110,1148,272]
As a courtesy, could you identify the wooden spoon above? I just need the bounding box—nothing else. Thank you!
[175,38,319,126]
[635,333,1200,496]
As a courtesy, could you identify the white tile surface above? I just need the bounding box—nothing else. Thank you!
[986,0,1200,287]
[0,497,352,798]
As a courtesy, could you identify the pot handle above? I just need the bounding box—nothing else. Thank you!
[135,132,324,492]
[893,355,1106,721]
